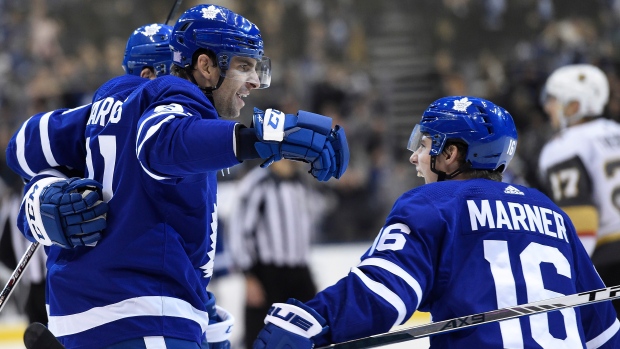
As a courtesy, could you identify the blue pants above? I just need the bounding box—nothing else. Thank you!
[104,337,202,349]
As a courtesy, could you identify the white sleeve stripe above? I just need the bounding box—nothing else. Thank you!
[587,318,620,349]
[140,163,169,181]
[136,116,174,180]
[351,267,406,327]
[61,104,90,114]
[136,115,175,158]
[39,111,59,167]
[358,258,423,310]
[15,118,36,177]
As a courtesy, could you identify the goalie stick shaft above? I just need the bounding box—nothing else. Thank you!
[0,242,40,313]
[318,284,620,349]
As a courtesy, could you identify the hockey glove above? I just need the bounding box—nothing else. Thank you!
[312,125,349,181]
[253,108,349,181]
[253,298,328,349]
[25,177,108,249]
[202,292,234,349]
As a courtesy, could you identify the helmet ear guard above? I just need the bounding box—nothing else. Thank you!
[408,96,518,176]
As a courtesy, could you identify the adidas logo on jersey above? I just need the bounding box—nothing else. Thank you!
[504,185,524,195]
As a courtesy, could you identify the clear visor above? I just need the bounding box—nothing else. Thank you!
[407,124,424,152]
[407,124,445,155]
[221,55,271,89]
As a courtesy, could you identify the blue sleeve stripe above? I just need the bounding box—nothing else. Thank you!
[587,318,619,349]
[39,111,60,167]
[15,118,36,178]
[47,295,209,337]
[351,267,406,327]
[358,258,423,310]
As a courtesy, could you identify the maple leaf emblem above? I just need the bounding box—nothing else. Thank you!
[173,50,182,63]
[452,97,472,112]
[201,5,220,19]
[139,24,162,37]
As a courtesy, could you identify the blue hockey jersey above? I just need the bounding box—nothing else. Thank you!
[306,179,620,348]
[6,74,147,181]
[6,75,241,348]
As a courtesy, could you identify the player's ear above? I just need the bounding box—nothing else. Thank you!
[195,54,219,86]
[444,144,460,165]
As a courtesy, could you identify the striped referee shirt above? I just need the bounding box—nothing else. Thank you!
[228,166,326,270]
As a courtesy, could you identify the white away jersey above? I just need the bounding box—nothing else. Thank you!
[538,119,620,248]
[306,179,620,348]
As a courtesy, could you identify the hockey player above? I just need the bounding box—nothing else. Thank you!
[538,64,620,317]
[6,4,348,349]
[7,22,173,182]
[252,96,620,349]
[3,21,172,334]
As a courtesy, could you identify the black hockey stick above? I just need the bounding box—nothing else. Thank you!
[165,0,183,25]
[0,242,40,313]
[318,284,620,349]
[24,322,65,349]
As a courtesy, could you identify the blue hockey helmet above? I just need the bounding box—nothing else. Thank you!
[170,4,271,88]
[407,96,518,173]
[122,23,173,77]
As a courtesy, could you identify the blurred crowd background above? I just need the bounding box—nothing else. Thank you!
[2,0,620,242]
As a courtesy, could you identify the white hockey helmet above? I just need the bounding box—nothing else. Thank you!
[541,64,609,125]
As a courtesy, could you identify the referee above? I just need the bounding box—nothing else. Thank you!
[228,160,329,349]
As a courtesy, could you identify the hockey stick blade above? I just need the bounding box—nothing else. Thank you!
[318,284,620,349]
[24,322,65,349]
[0,242,40,313]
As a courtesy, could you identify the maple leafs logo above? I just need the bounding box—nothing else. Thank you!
[138,24,162,37]
[201,5,220,19]
[452,97,472,112]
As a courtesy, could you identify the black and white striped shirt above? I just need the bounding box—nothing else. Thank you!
[228,166,327,270]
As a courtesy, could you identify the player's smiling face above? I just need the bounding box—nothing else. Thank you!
[212,56,260,118]
[409,135,439,184]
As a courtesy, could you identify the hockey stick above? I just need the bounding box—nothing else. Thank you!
[318,284,620,349]
[0,242,40,313]
[165,0,183,25]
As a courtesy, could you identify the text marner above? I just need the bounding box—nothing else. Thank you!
[466,199,569,243]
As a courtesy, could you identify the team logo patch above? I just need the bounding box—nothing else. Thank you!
[173,50,182,63]
[137,24,162,37]
[202,5,220,19]
[453,97,472,112]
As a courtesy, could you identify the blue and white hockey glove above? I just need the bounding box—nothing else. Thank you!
[253,298,328,349]
[253,108,348,181]
[202,292,234,349]
[25,177,108,249]
[313,125,349,181]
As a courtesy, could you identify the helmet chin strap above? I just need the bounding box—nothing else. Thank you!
[430,156,470,182]
[186,67,225,104]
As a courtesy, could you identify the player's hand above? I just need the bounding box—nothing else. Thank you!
[37,178,108,249]
[253,108,349,181]
[252,298,328,349]
[202,292,234,349]
[311,125,349,181]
